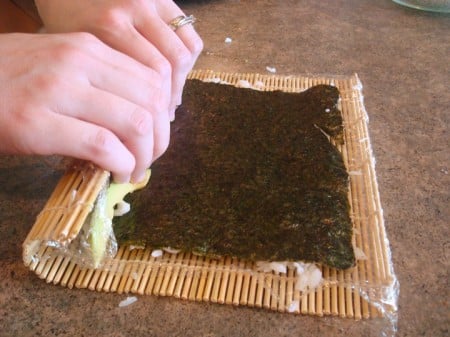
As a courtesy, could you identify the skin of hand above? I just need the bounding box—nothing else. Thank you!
[0,33,171,183]
[34,0,204,120]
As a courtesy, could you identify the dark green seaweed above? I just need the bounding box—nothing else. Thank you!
[114,80,355,269]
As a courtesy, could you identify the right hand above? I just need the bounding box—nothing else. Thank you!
[34,0,204,121]
[0,32,171,183]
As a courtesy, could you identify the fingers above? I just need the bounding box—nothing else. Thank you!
[135,4,203,113]
[156,1,204,58]
[69,33,172,181]
[0,33,171,183]
[52,85,171,183]
[88,21,172,115]
[20,109,136,183]
[2,1,204,181]
[82,87,171,182]
[86,41,168,114]
[36,0,203,120]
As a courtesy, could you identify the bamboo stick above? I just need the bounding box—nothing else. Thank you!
[278,274,286,312]
[124,248,145,292]
[233,261,245,306]
[247,270,258,307]
[95,267,109,292]
[56,170,99,240]
[270,274,279,311]
[130,249,151,294]
[202,259,217,301]
[239,264,251,306]
[252,273,263,308]
[338,271,346,318]
[67,264,81,289]
[88,268,103,291]
[308,288,316,315]
[316,278,323,317]
[117,248,138,294]
[35,172,81,240]
[331,268,338,316]
[74,267,88,288]
[195,258,209,301]
[210,259,223,303]
[165,253,185,297]
[287,267,300,314]
[26,172,73,241]
[181,254,197,300]
[35,247,52,277]
[80,267,95,289]
[45,254,62,283]
[323,267,331,315]
[52,256,70,285]
[159,253,177,297]
[173,253,191,298]
[300,291,308,315]
[189,258,202,301]
[225,258,238,305]
[144,256,161,296]
[153,257,167,296]
[345,271,354,319]
[49,173,85,240]
[60,260,76,287]
[218,257,231,304]
[102,246,126,292]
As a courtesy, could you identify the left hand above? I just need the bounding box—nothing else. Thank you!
[35,0,204,120]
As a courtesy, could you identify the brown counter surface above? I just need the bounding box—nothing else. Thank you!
[0,1,448,336]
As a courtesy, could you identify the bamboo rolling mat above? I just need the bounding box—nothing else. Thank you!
[22,71,398,320]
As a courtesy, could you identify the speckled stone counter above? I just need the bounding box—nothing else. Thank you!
[0,1,448,336]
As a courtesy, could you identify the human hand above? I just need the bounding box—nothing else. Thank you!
[34,0,204,120]
[0,33,170,183]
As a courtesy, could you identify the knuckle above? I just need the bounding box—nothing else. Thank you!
[191,36,204,57]
[172,47,192,69]
[86,128,136,177]
[149,91,170,115]
[141,71,169,108]
[152,57,172,78]
[98,8,128,32]
[87,128,114,155]
[52,42,80,64]
[52,34,96,65]
[32,72,64,97]
[129,107,152,135]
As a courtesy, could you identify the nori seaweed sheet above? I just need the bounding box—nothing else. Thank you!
[114,80,355,269]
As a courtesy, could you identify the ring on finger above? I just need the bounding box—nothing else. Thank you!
[168,15,196,31]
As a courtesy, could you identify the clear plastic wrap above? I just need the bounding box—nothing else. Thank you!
[23,71,399,337]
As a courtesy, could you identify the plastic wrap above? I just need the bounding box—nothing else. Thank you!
[22,71,399,337]
[21,162,118,269]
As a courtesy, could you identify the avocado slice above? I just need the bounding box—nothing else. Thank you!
[88,170,151,268]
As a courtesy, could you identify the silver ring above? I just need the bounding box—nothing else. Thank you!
[168,15,196,31]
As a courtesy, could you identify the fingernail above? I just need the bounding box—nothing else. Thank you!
[113,173,130,184]
[131,171,146,184]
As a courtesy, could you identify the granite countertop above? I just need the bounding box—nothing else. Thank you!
[0,1,448,336]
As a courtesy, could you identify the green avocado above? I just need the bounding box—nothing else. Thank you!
[88,170,151,268]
